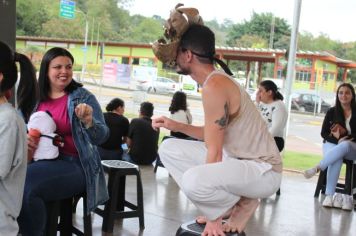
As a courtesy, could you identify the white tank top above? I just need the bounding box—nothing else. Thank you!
[204,70,282,172]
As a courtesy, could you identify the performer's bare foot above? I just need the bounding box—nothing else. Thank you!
[222,197,259,233]
[196,215,207,224]
[201,216,225,236]
[196,207,234,225]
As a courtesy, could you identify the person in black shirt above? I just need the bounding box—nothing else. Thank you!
[124,102,159,165]
[98,98,129,160]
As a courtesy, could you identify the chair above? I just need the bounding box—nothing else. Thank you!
[46,193,92,236]
[94,160,144,233]
[154,135,173,173]
[274,137,284,196]
[154,154,164,173]
[154,136,198,173]
[314,159,356,201]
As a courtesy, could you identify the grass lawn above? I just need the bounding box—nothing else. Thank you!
[283,151,321,171]
[283,151,347,176]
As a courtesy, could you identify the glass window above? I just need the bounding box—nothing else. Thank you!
[303,94,312,102]
[121,57,129,64]
[132,58,140,65]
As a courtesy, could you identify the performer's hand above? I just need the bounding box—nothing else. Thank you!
[75,103,93,128]
[152,116,179,132]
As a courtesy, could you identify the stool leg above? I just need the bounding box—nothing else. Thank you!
[345,161,352,195]
[314,169,327,197]
[72,195,81,213]
[102,171,120,233]
[136,171,145,229]
[276,188,281,196]
[82,196,92,236]
[59,198,73,236]
[117,176,126,211]
[154,161,159,173]
[46,201,60,236]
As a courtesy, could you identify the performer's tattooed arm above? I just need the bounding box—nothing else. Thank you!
[215,102,229,129]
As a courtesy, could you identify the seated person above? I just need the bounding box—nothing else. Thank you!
[304,83,356,210]
[0,41,34,236]
[123,102,159,165]
[169,91,194,139]
[98,98,129,160]
[256,80,287,151]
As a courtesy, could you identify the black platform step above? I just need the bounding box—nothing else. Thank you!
[176,220,246,236]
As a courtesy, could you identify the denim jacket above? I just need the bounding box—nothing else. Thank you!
[68,87,109,212]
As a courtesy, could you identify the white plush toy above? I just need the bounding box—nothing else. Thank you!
[27,111,63,161]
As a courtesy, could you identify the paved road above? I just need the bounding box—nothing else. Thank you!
[85,83,323,155]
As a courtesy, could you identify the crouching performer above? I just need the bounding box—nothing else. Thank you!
[151,4,282,236]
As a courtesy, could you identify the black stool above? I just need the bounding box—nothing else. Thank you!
[94,160,145,233]
[314,159,356,199]
[46,193,92,236]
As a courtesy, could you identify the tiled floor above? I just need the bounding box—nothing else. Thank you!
[73,165,355,236]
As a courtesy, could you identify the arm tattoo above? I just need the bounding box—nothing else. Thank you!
[214,102,229,129]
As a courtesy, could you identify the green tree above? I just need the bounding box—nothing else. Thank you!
[205,19,232,46]
[128,16,163,43]
[234,35,267,48]
[16,0,51,36]
[226,12,290,48]
[298,32,340,53]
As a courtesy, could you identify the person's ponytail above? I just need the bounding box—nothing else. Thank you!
[15,52,39,122]
[275,91,284,101]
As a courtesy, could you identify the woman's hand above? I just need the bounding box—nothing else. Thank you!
[338,135,353,143]
[330,123,347,139]
[75,103,93,128]
[27,134,39,162]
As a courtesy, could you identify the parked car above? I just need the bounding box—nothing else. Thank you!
[136,77,178,94]
[291,92,331,113]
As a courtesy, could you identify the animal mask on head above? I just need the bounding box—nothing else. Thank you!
[152,3,204,66]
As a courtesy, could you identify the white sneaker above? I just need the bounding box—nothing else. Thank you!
[303,167,318,179]
[333,193,343,208]
[322,195,333,207]
[342,195,354,211]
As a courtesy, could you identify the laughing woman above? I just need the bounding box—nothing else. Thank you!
[18,47,109,235]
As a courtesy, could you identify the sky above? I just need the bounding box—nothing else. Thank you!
[124,0,356,43]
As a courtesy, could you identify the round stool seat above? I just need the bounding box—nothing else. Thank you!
[101,160,138,170]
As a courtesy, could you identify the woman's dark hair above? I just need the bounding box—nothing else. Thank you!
[0,41,38,122]
[38,47,82,101]
[169,91,187,114]
[140,101,154,118]
[106,98,125,112]
[334,83,356,124]
[259,80,284,101]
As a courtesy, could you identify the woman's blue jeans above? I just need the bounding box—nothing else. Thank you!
[18,155,86,236]
[320,141,356,195]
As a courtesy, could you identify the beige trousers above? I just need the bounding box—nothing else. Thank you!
[159,138,282,220]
